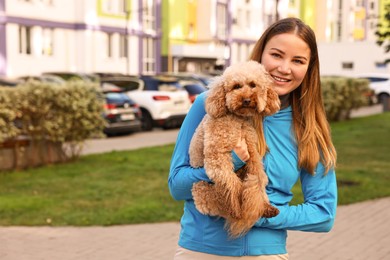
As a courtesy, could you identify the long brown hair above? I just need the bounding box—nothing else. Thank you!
[250,17,336,174]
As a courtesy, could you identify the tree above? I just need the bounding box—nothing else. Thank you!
[375,3,390,63]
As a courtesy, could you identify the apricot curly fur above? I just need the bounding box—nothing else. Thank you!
[189,60,281,238]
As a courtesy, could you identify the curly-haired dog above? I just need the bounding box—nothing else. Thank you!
[189,60,280,238]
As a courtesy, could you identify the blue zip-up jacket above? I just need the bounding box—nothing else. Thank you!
[168,92,337,256]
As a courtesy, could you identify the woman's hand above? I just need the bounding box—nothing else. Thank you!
[234,137,250,162]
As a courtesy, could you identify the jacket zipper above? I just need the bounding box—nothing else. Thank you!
[243,235,248,255]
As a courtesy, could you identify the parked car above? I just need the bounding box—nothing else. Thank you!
[180,81,208,103]
[93,72,126,78]
[102,85,142,136]
[159,72,213,87]
[18,75,66,86]
[42,72,99,83]
[357,73,390,106]
[0,77,19,87]
[100,75,191,131]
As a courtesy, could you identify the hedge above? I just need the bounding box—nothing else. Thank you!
[0,80,105,170]
[322,76,371,121]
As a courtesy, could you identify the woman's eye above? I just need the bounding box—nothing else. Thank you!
[293,59,304,64]
[271,53,281,58]
[233,84,241,89]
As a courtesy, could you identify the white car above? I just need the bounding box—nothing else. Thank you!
[100,76,191,131]
[357,73,390,105]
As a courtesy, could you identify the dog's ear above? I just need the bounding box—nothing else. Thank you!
[263,87,281,116]
[205,76,227,118]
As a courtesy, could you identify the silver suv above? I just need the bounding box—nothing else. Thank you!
[358,73,390,109]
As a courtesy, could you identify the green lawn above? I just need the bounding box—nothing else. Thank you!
[0,112,389,226]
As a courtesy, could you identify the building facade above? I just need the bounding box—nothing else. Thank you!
[0,0,388,78]
[299,0,389,76]
[1,0,162,77]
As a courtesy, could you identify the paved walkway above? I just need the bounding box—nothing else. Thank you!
[1,197,389,260]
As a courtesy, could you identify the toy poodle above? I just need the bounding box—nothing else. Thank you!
[189,60,281,238]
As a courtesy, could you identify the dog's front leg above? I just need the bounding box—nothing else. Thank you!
[242,126,279,219]
[203,117,243,219]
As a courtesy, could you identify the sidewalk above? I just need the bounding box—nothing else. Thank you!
[1,197,389,260]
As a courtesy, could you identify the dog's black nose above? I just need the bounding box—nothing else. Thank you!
[243,99,251,106]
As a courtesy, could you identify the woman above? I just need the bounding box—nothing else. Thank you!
[168,17,337,259]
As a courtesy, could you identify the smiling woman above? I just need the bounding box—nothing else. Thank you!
[169,17,337,259]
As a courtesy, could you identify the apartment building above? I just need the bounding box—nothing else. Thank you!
[1,0,161,77]
[0,0,388,78]
[299,0,389,76]
[160,0,287,72]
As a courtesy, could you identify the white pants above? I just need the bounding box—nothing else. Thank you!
[174,246,289,259]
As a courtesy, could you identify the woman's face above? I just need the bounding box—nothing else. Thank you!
[261,32,311,96]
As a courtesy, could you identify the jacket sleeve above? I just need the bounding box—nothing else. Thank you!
[256,163,337,232]
[168,93,210,201]
[168,92,247,201]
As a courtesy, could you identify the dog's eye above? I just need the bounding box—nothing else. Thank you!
[249,82,256,88]
[233,84,241,90]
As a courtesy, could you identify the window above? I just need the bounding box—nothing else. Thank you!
[38,0,53,5]
[337,0,342,41]
[120,0,127,13]
[342,62,354,69]
[142,37,155,74]
[375,62,386,69]
[246,9,251,28]
[106,33,113,58]
[103,0,127,15]
[142,0,156,31]
[235,9,242,26]
[41,28,54,56]
[119,34,127,58]
[355,0,364,7]
[236,43,241,62]
[19,0,53,5]
[216,3,227,39]
[19,26,32,55]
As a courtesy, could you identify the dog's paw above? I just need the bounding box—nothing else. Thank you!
[192,182,215,215]
[195,202,213,215]
[262,204,280,218]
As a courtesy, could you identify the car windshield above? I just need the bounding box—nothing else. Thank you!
[102,80,139,91]
[105,92,136,105]
[364,77,389,83]
[184,84,207,94]
[141,76,181,91]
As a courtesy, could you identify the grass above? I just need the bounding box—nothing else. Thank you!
[0,112,389,226]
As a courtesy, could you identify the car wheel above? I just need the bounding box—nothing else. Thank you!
[378,93,390,111]
[141,109,153,131]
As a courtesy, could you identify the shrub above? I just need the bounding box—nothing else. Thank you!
[0,88,20,142]
[321,77,371,121]
[0,80,105,170]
